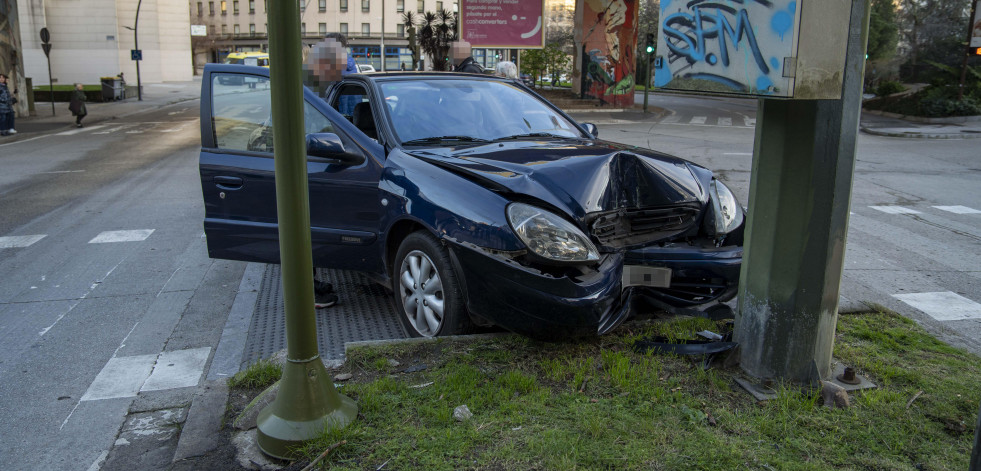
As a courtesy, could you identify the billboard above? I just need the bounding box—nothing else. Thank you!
[459,0,545,48]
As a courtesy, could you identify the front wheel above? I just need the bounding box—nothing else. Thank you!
[393,231,471,337]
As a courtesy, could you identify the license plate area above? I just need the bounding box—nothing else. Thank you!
[622,265,672,289]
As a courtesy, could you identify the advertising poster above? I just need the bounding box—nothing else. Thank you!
[577,0,638,107]
[460,0,545,48]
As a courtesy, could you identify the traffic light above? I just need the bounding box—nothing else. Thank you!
[645,33,655,55]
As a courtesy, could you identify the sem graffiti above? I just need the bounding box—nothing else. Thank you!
[655,0,798,95]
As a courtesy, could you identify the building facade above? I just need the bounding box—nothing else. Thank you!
[16,0,192,86]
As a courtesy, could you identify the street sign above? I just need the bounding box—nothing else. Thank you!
[191,24,207,36]
[42,43,52,57]
[131,49,143,61]
[40,27,50,44]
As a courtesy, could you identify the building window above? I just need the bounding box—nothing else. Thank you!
[417,0,424,13]
[221,24,227,35]
[209,25,215,35]
[197,2,203,16]
[397,0,404,12]
[319,23,327,35]
[234,24,240,35]
[340,0,347,12]
[221,0,227,14]
[250,23,256,36]
[301,22,306,35]
[249,0,255,13]
[319,0,326,12]
[209,1,215,15]
[300,0,305,11]
[339,22,348,34]
[436,1,442,11]
[362,0,369,12]
[397,24,405,37]
[362,23,370,35]
[233,0,239,13]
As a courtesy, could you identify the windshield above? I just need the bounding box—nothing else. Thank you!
[380,79,584,145]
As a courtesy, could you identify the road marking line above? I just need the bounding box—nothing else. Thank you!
[56,125,105,136]
[125,130,144,134]
[38,170,86,174]
[893,291,981,321]
[933,205,981,214]
[869,205,920,214]
[744,118,756,126]
[80,354,158,401]
[718,117,732,126]
[93,125,135,134]
[0,234,46,248]
[89,229,155,243]
[141,347,211,392]
[689,116,707,124]
[661,115,681,124]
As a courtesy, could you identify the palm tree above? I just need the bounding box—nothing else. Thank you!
[402,11,420,70]
[416,10,457,71]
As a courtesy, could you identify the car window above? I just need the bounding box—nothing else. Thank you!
[331,83,368,119]
[379,79,584,144]
[211,73,334,153]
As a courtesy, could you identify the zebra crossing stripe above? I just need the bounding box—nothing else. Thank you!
[661,115,681,124]
[0,234,46,249]
[933,205,981,214]
[57,125,105,136]
[893,291,981,321]
[869,205,920,214]
[689,116,707,124]
[89,229,155,243]
[718,117,732,126]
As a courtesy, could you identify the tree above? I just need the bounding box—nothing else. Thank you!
[415,9,457,71]
[520,48,548,87]
[897,0,973,80]
[867,0,899,61]
[402,11,421,70]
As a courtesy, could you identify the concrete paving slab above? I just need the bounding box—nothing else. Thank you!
[141,347,211,392]
[173,380,229,462]
[81,354,157,401]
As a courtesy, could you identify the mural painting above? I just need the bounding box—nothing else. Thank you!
[654,0,800,97]
[577,0,638,107]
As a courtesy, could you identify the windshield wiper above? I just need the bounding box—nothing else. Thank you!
[402,136,493,145]
[495,132,577,141]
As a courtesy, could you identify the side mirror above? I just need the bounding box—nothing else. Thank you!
[582,123,599,138]
[306,133,365,166]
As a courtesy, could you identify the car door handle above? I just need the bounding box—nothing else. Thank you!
[214,176,244,190]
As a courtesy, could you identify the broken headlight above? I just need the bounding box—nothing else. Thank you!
[709,179,744,237]
[507,203,600,264]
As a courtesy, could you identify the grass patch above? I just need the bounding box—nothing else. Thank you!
[238,313,979,470]
[227,359,281,390]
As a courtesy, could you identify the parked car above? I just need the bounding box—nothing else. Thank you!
[199,64,744,339]
[218,52,269,85]
[519,73,535,87]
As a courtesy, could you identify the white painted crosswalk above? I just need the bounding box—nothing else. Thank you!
[0,234,46,249]
[869,205,921,214]
[657,114,754,128]
[893,292,981,322]
[89,229,155,244]
[933,205,981,214]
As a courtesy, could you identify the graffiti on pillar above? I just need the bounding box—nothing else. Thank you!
[579,0,637,107]
[654,0,799,96]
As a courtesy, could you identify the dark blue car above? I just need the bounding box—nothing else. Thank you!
[199,64,744,338]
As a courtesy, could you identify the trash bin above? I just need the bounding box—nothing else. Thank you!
[100,76,125,101]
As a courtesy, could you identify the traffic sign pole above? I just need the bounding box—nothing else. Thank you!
[40,28,54,116]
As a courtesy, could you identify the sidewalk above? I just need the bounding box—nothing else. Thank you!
[859,110,981,139]
[3,79,202,142]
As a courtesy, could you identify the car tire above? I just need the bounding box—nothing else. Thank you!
[393,231,472,337]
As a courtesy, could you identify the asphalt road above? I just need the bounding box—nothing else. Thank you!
[591,93,981,355]
[0,103,244,470]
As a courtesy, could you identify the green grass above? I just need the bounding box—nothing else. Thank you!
[33,84,101,92]
[238,312,979,470]
[227,359,281,390]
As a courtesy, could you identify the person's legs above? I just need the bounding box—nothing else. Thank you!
[5,111,14,133]
[0,112,8,135]
[313,268,337,309]
[75,113,84,127]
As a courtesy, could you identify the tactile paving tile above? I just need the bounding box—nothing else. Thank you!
[241,265,408,367]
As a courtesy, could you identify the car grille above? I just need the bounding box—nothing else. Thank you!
[587,204,700,249]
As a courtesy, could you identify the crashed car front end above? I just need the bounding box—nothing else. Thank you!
[391,144,744,339]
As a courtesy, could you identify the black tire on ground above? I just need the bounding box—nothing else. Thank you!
[392,231,472,337]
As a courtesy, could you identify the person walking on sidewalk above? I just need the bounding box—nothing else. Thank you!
[69,83,88,128]
[0,73,17,136]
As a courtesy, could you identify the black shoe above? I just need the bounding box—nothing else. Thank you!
[76,123,83,128]
[313,280,335,295]
[315,291,338,309]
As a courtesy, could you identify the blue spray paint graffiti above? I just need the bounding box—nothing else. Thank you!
[655,0,799,95]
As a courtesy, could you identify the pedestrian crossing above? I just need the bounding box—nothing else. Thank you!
[0,229,155,249]
[658,113,755,128]
[54,120,197,137]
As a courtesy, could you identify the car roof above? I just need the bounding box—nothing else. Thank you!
[352,71,507,83]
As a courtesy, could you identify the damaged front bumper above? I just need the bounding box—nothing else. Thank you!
[447,240,742,339]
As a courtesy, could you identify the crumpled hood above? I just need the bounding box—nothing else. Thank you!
[403,140,708,223]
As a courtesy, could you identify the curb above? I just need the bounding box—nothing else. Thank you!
[172,379,229,463]
[862,108,981,124]
[859,125,981,139]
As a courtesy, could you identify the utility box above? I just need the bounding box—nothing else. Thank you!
[654,0,850,99]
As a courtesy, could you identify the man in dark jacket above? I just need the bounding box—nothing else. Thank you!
[449,41,483,74]
[0,73,17,136]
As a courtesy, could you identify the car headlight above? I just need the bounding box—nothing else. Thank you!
[709,179,744,236]
[506,203,600,263]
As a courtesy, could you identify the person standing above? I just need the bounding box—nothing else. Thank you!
[69,83,88,128]
[0,73,17,136]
